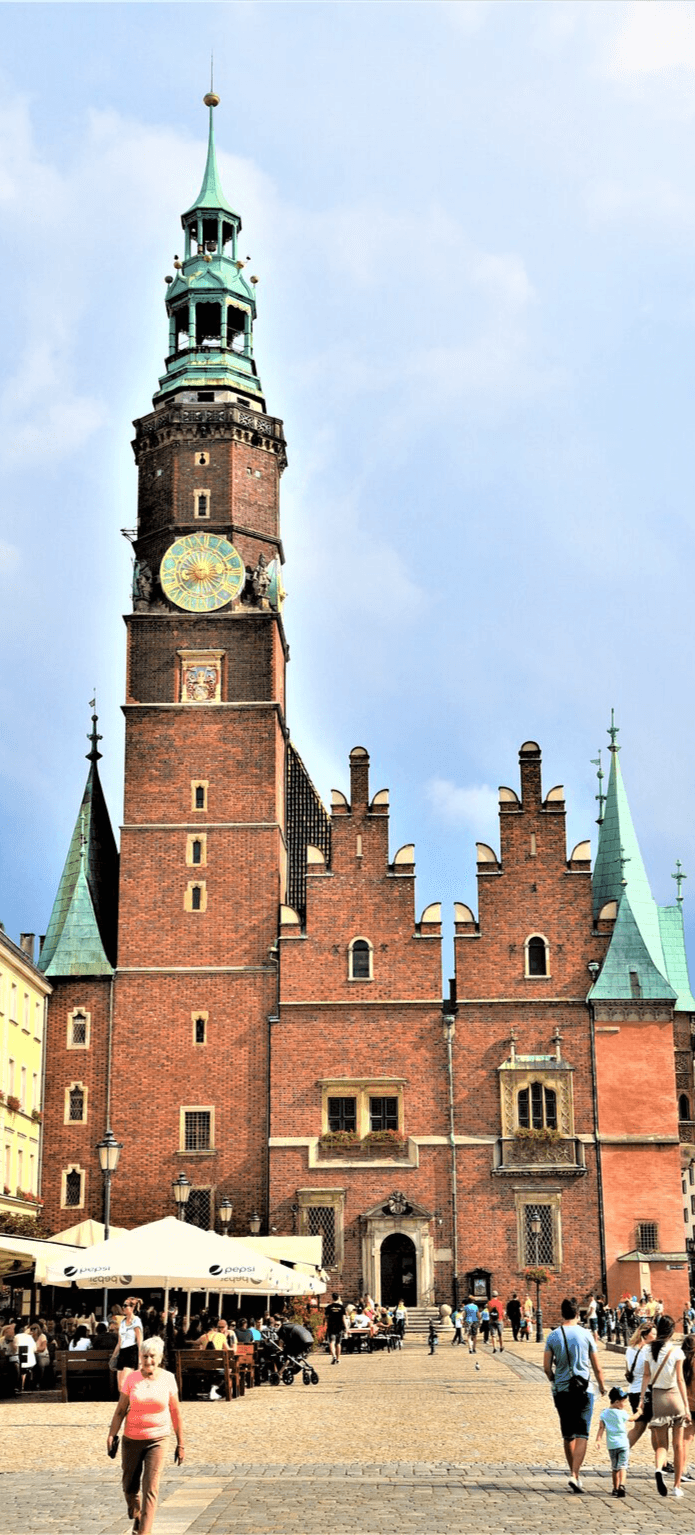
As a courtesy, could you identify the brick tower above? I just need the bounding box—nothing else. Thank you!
[40,94,289,1234]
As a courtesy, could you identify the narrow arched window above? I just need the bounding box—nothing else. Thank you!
[192,839,202,865]
[349,939,372,980]
[68,1085,85,1123]
[526,936,548,976]
[191,885,202,912]
[680,1094,691,1122]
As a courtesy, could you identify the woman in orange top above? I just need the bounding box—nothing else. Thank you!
[107,1334,184,1534]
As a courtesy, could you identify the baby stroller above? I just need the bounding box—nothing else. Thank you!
[263,1322,319,1386]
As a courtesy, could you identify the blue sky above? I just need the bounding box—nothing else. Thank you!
[2,1,695,973]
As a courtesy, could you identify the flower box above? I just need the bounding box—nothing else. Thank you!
[6,1096,20,1114]
[31,1109,43,1123]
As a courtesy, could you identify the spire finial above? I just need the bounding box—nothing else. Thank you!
[87,696,103,764]
[591,749,606,825]
[204,58,220,111]
[673,860,687,905]
[79,809,87,865]
[620,843,630,886]
[608,708,620,752]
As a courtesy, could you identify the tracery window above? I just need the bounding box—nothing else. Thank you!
[518,1082,557,1131]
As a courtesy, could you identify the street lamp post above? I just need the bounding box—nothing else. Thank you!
[531,1214,543,1342]
[96,1128,123,1241]
[172,1172,191,1221]
[218,1195,233,1236]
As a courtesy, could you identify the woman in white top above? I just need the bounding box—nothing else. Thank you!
[638,1314,691,1497]
[626,1321,656,1418]
[113,1297,144,1389]
[68,1324,92,1353]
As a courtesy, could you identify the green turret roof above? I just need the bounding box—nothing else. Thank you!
[183,100,239,220]
[590,722,695,1008]
[39,714,118,977]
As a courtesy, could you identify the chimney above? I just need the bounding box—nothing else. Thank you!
[20,933,35,963]
[349,746,370,810]
[518,741,542,809]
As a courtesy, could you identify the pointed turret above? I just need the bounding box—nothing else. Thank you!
[154,92,264,409]
[39,709,119,977]
[590,716,695,1005]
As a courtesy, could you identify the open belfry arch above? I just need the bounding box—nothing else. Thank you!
[37,96,694,1315]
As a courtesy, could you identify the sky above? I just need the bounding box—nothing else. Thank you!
[2,0,695,976]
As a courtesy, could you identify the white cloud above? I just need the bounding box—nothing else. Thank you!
[0,540,19,571]
[605,1,695,78]
[427,776,498,837]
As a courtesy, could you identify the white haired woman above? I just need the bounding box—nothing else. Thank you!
[107,1334,185,1534]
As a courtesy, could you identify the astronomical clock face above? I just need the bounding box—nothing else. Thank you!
[160,533,245,612]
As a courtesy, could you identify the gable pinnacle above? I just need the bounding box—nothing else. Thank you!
[87,697,103,763]
[673,860,687,904]
[608,708,620,752]
[591,749,606,825]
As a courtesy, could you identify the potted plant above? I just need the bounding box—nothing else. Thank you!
[319,1130,359,1152]
[6,1095,20,1113]
[362,1129,408,1155]
[31,1108,43,1123]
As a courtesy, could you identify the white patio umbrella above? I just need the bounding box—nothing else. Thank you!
[44,1216,325,1297]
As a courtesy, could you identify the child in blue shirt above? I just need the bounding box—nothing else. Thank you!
[596,1386,636,1497]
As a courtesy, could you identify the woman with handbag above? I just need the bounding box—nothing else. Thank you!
[637,1314,691,1497]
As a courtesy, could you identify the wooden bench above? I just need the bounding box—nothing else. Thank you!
[57,1350,117,1403]
[174,1349,235,1402]
[235,1342,260,1390]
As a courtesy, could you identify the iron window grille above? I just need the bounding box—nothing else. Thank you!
[65,1169,82,1207]
[184,1111,212,1151]
[71,1014,87,1046]
[306,1205,336,1267]
[68,1086,85,1122]
[184,1188,212,1230]
[524,1203,554,1266]
[637,1222,658,1252]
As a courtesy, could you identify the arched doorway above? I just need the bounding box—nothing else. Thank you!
[380,1232,417,1305]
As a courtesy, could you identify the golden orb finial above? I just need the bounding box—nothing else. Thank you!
[204,92,220,108]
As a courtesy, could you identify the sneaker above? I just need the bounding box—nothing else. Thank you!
[611,1489,617,1498]
[617,1486,626,1499]
[672,1487,685,1499]
[568,1477,583,1494]
[656,1470,668,1497]
[665,1462,675,1473]
[681,1472,692,1482]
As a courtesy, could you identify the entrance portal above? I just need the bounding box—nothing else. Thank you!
[380,1232,417,1306]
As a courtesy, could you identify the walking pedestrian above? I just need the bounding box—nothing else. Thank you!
[451,1306,464,1346]
[543,1296,606,1494]
[596,1387,634,1498]
[112,1298,145,1391]
[637,1314,691,1498]
[506,1292,521,1342]
[480,1302,490,1345]
[107,1334,184,1534]
[488,1293,504,1353]
[324,1292,347,1365]
[625,1322,656,1419]
[427,1318,439,1355]
[464,1297,479,1354]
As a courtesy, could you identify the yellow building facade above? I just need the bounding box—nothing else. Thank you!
[0,931,51,1219]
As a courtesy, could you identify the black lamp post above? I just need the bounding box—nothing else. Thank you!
[172,1172,191,1221]
[249,1212,261,1234]
[218,1195,233,1235]
[96,1129,122,1240]
[531,1214,543,1342]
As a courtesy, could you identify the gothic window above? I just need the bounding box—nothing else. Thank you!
[523,1203,555,1265]
[517,1082,557,1131]
[525,935,549,977]
[637,1221,658,1252]
[297,1190,345,1267]
[68,1009,90,1049]
[369,1096,399,1132]
[191,886,202,911]
[327,1097,357,1133]
[184,1188,212,1229]
[194,490,210,519]
[185,882,207,912]
[191,781,208,811]
[680,1094,691,1122]
[66,1083,86,1124]
[63,1167,84,1209]
[349,938,372,981]
[183,1109,212,1152]
[186,833,207,867]
[194,1016,207,1045]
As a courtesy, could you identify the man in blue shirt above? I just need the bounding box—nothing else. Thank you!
[463,1299,479,1354]
[544,1297,606,1493]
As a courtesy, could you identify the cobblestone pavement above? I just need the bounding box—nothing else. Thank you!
[1,1338,693,1533]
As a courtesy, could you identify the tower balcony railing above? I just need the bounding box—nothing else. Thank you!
[492,1134,586,1177]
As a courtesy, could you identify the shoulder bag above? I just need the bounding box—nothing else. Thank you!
[625,1345,642,1385]
[639,1346,673,1424]
[560,1325,589,1400]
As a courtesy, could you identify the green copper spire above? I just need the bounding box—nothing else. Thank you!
[591,720,662,975]
[39,707,119,977]
[182,95,239,220]
[154,92,265,408]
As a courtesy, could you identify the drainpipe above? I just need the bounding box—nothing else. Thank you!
[105,973,115,1134]
[442,978,460,1307]
[267,931,280,1235]
[588,985,608,1299]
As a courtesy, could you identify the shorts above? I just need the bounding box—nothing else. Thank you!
[553,1387,594,1442]
[609,1446,629,1471]
[118,1344,140,1371]
[468,1322,479,1336]
[489,1320,502,1335]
